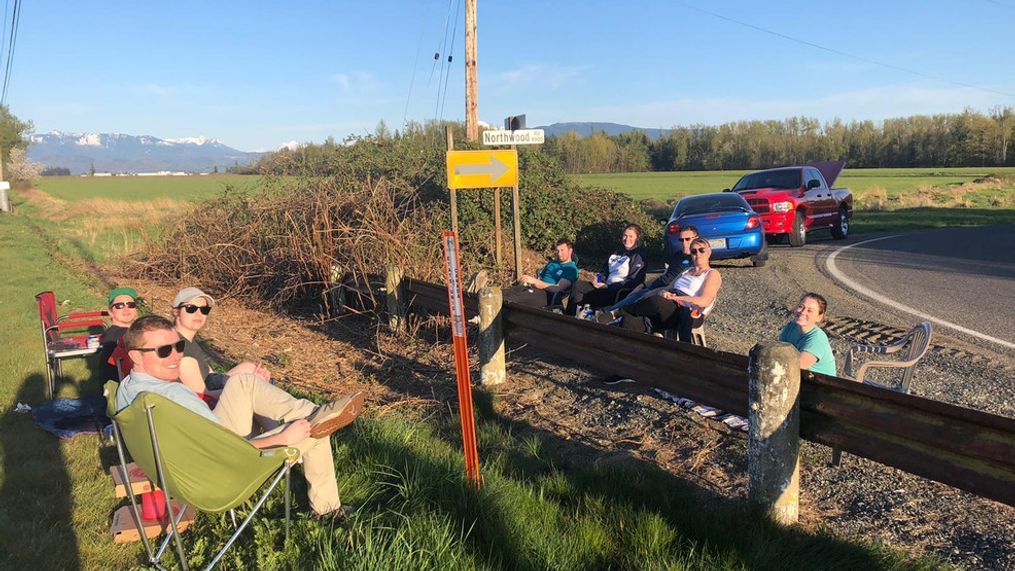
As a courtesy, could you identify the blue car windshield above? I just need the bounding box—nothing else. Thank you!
[733,169,801,191]
[676,194,748,217]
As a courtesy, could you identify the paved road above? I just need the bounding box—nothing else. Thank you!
[825,225,1015,350]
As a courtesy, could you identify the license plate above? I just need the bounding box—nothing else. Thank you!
[708,238,727,250]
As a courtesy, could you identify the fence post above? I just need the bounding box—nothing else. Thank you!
[748,341,800,525]
[386,265,406,332]
[327,265,346,317]
[478,286,505,385]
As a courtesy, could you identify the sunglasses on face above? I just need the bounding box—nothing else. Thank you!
[134,339,186,358]
[180,304,212,315]
[678,237,696,242]
[110,301,138,309]
[691,247,709,254]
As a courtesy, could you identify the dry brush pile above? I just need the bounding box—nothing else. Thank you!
[132,175,442,310]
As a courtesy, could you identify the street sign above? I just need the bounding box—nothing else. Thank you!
[446,149,518,189]
[482,129,545,146]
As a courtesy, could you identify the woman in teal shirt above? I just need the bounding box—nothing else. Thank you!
[778,292,837,376]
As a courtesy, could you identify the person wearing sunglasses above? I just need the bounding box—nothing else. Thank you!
[115,315,365,517]
[98,286,141,381]
[172,287,271,397]
[617,237,722,342]
[595,225,700,323]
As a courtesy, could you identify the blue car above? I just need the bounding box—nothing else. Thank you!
[664,193,768,267]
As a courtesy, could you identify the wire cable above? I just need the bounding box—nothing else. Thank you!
[403,0,434,127]
[678,1,1014,98]
[438,0,462,124]
[1,0,20,105]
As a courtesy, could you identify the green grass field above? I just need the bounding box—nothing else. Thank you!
[577,167,1015,202]
[35,174,259,203]
[0,187,943,569]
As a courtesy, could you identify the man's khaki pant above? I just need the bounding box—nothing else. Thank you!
[212,374,340,515]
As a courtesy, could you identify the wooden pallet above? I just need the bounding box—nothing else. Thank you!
[109,462,159,497]
[111,503,196,544]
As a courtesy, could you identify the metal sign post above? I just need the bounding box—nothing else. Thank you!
[441,231,482,488]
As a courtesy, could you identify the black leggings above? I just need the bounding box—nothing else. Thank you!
[564,280,619,315]
[502,286,554,309]
[619,294,701,342]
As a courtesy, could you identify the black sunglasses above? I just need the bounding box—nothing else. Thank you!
[180,304,212,315]
[691,247,709,254]
[678,237,696,242]
[110,301,138,309]
[134,339,186,358]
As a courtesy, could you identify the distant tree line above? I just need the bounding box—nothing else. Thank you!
[542,107,1014,173]
[41,166,71,176]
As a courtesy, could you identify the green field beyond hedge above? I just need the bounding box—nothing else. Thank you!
[34,174,259,202]
[577,166,1015,202]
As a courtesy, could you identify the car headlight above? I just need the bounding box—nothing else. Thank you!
[772,201,793,212]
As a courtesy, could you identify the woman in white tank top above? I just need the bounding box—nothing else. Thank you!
[618,237,723,342]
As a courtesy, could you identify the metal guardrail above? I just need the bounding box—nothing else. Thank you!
[402,279,1015,506]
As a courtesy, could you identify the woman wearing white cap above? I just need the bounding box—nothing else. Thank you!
[172,286,271,397]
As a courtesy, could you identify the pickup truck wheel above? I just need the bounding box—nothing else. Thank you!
[788,211,806,247]
[831,207,849,239]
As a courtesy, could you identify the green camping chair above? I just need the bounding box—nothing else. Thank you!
[106,381,300,570]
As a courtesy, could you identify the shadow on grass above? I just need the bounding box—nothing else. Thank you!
[0,374,80,569]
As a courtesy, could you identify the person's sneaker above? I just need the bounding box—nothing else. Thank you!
[307,391,365,439]
[602,375,636,385]
[317,504,357,523]
[595,310,617,325]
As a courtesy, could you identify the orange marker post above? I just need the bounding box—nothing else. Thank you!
[441,231,481,488]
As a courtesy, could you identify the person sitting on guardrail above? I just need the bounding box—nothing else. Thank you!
[596,225,699,322]
[115,314,365,517]
[504,238,579,309]
[779,292,837,376]
[616,237,722,342]
[564,224,647,316]
[171,287,271,398]
[98,286,140,381]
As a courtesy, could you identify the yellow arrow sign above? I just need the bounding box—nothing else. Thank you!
[446,149,518,189]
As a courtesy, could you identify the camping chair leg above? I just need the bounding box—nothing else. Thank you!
[285,460,292,544]
[831,448,843,466]
[112,421,156,561]
[207,464,291,570]
[145,405,191,571]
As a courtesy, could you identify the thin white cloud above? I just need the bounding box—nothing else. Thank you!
[491,64,590,90]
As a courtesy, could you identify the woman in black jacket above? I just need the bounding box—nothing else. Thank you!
[565,224,647,316]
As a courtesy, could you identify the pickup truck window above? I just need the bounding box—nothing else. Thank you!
[733,169,802,191]
[806,168,823,190]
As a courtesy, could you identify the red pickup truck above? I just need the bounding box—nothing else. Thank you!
[727,161,853,246]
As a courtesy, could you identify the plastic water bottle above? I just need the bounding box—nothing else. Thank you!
[581,304,596,321]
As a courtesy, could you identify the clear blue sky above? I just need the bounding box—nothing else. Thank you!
[14,0,1015,151]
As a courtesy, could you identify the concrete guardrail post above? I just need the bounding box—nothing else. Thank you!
[478,286,505,385]
[748,341,801,525]
[385,265,406,332]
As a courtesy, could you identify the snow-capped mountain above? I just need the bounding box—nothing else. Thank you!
[27,131,263,174]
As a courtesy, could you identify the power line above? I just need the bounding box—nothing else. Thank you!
[438,0,462,124]
[678,1,1014,99]
[432,0,455,125]
[1,0,21,105]
[403,0,433,127]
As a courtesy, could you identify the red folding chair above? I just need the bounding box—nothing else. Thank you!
[35,291,108,399]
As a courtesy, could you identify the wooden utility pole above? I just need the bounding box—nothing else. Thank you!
[465,0,478,142]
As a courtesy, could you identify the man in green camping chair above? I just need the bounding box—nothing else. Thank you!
[115,315,364,517]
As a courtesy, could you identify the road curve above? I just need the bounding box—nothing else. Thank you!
[825,225,1015,351]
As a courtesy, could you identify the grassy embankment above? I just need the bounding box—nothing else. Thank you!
[0,184,942,569]
[579,167,1015,234]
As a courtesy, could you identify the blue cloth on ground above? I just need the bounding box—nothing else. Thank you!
[31,394,111,440]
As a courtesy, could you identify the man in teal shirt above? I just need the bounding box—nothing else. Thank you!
[506,239,579,308]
